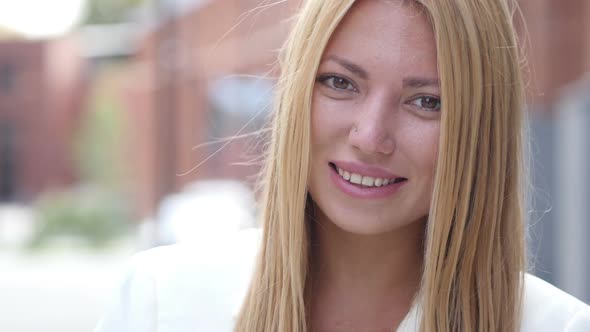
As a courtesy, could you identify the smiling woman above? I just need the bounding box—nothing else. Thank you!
[309,2,440,238]
[95,0,590,331]
[234,0,590,331]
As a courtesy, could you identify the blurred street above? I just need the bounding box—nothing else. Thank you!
[0,246,134,332]
[0,1,589,331]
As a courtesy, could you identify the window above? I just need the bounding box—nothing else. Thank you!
[0,63,15,93]
[0,123,15,201]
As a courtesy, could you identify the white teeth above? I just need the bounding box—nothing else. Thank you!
[350,173,362,184]
[343,171,351,180]
[336,167,396,187]
[361,176,374,186]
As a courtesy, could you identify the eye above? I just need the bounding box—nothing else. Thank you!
[408,95,441,112]
[317,74,357,92]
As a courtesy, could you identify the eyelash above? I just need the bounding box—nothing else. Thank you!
[407,95,441,112]
[317,74,358,92]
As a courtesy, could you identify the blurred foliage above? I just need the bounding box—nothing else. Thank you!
[29,66,132,249]
[29,187,130,249]
[84,0,148,24]
[74,72,127,188]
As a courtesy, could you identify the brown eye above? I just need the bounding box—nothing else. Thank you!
[318,75,356,91]
[332,77,351,90]
[409,96,441,111]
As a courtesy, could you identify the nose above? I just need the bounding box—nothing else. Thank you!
[348,98,395,155]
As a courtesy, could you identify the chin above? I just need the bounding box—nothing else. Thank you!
[318,207,422,236]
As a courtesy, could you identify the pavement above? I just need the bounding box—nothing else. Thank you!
[0,204,139,332]
[0,243,136,332]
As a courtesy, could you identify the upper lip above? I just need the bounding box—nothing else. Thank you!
[330,160,403,179]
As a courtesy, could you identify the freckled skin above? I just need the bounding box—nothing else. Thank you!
[309,0,441,235]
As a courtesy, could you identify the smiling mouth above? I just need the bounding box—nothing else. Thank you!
[329,162,407,188]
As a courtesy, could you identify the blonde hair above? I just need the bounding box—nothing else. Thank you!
[235,0,526,331]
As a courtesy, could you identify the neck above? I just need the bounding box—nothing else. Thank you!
[308,212,425,330]
[310,213,425,295]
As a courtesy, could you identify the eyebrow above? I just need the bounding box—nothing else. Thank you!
[402,77,440,88]
[323,55,369,80]
[322,55,440,88]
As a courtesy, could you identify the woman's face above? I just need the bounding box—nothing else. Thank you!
[308,0,440,235]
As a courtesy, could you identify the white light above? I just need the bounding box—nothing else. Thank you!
[0,0,86,38]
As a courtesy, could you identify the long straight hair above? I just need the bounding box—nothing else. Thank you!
[234,1,526,331]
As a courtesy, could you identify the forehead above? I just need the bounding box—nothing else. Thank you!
[322,0,437,77]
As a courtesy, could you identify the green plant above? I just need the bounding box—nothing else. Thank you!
[29,186,130,249]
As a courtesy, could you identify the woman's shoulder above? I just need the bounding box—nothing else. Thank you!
[521,273,590,331]
[95,228,262,332]
[132,227,262,305]
[132,227,262,275]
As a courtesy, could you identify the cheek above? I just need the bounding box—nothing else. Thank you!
[310,96,351,149]
[400,121,440,174]
[310,99,323,143]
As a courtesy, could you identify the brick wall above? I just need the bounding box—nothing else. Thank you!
[126,0,589,217]
[0,38,86,202]
[518,0,590,107]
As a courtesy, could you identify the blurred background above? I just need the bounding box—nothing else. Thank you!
[0,0,587,331]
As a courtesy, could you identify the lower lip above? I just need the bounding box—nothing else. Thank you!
[329,166,406,199]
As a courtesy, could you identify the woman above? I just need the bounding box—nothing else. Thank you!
[236,0,590,330]
[97,0,590,331]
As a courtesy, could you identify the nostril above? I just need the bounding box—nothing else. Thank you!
[349,125,394,156]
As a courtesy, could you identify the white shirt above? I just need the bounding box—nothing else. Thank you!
[96,229,590,332]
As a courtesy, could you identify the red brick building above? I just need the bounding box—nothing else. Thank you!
[0,37,87,202]
[126,0,590,218]
[518,0,590,108]
[125,0,298,217]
